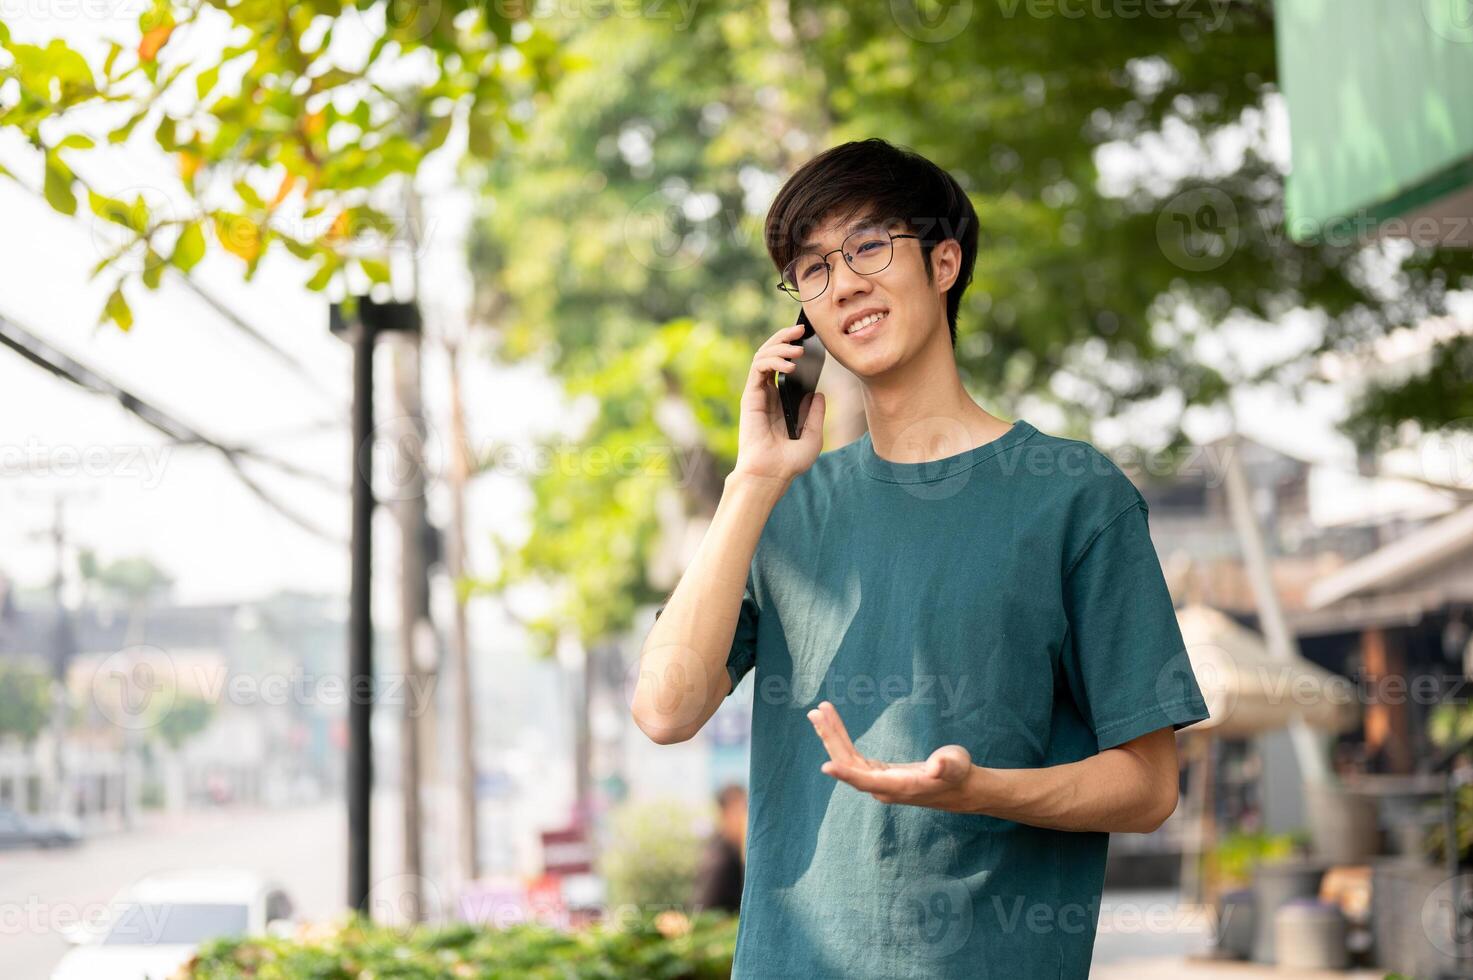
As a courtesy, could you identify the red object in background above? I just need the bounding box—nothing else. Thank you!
[329,718,348,750]
[525,873,567,929]
[540,826,593,876]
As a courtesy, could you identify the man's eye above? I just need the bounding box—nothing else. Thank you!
[801,262,825,279]
[855,239,884,253]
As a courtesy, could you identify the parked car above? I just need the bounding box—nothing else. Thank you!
[0,806,81,849]
[51,868,296,980]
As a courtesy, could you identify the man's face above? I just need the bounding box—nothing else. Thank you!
[722,793,748,847]
[791,212,956,379]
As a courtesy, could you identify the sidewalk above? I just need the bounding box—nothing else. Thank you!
[1092,956,1385,979]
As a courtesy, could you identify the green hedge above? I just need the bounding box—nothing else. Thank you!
[183,910,738,979]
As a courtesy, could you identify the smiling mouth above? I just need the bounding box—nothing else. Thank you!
[845,312,888,336]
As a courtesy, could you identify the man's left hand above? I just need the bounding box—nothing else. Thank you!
[806,700,975,812]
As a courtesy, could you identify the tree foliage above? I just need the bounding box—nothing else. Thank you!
[465,0,1473,655]
[0,661,52,744]
[0,0,573,328]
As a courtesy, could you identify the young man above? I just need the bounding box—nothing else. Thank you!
[633,138,1210,979]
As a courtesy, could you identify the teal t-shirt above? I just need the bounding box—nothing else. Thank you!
[716,418,1210,979]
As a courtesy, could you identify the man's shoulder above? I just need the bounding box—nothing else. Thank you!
[1005,424,1144,515]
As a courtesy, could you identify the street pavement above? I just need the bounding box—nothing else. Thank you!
[3,810,1358,979]
[1,797,400,980]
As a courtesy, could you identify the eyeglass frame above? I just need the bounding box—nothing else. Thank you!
[775,228,922,302]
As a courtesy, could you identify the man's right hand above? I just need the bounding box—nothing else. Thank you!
[731,321,826,485]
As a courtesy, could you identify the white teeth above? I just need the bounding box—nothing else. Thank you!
[846,312,887,334]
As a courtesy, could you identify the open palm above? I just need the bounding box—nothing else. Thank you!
[807,700,975,812]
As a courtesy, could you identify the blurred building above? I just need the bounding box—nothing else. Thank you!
[0,591,351,830]
[1127,432,1472,856]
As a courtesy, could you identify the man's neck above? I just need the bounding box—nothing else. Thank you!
[859,328,1011,465]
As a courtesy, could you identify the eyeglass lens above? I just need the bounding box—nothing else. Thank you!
[782,225,897,301]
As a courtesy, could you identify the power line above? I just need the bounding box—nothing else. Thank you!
[2,165,348,413]
[172,272,346,407]
[0,310,347,544]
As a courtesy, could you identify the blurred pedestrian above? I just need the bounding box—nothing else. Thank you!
[691,784,746,915]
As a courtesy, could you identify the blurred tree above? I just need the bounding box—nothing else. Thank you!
[78,550,173,648]
[0,0,571,327]
[155,692,213,748]
[599,797,705,912]
[0,661,52,744]
[79,551,174,606]
[465,0,1473,663]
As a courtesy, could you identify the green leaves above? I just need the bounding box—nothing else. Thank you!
[0,662,53,744]
[423,113,454,154]
[141,249,165,288]
[172,221,205,272]
[42,153,76,215]
[183,909,739,977]
[359,257,391,284]
[102,285,133,331]
[194,64,219,101]
[305,253,339,291]
[0,0,556,333]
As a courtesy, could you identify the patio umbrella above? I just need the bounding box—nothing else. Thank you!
[1175,602,1361,739]
[1171,603,1362,911]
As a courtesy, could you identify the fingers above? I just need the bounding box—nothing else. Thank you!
[763,322,807,349]
[824,762,898,796]
[762,341,805,357]
[745,353,796,396]
[746,325,806,397]
[806,700,863,766]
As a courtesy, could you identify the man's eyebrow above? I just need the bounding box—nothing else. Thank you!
[799,217,886,251]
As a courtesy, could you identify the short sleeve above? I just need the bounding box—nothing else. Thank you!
[1060,500,1210,751]
[653,568,758,699]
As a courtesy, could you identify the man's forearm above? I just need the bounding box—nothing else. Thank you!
[958,747,1174,834]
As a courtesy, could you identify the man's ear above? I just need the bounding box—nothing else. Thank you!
[932,239,963,295]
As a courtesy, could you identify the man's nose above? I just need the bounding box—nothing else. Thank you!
[829,256,871,304]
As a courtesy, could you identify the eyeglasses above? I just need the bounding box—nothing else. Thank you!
[776,227,921,302]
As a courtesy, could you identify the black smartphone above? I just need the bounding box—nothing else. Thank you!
[775,308,826,439]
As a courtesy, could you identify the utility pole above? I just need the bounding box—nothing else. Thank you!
[445,339,481,882]
[330,296,421,916]
[390,333,434,923]
[20,490,92,820]
[43,497,75,820]
[389,173,437,923]
[1221,431,1334,786]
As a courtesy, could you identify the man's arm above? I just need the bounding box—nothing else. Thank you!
[806,700,1182,835]
[957,725,1180,834]
[630,470,786,745]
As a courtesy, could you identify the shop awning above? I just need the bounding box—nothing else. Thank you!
[1275,0,1473,247]
[1175,603,1361,739]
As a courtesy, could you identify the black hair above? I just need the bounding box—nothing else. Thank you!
[715,783,746,811]
[764,138,979,347]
